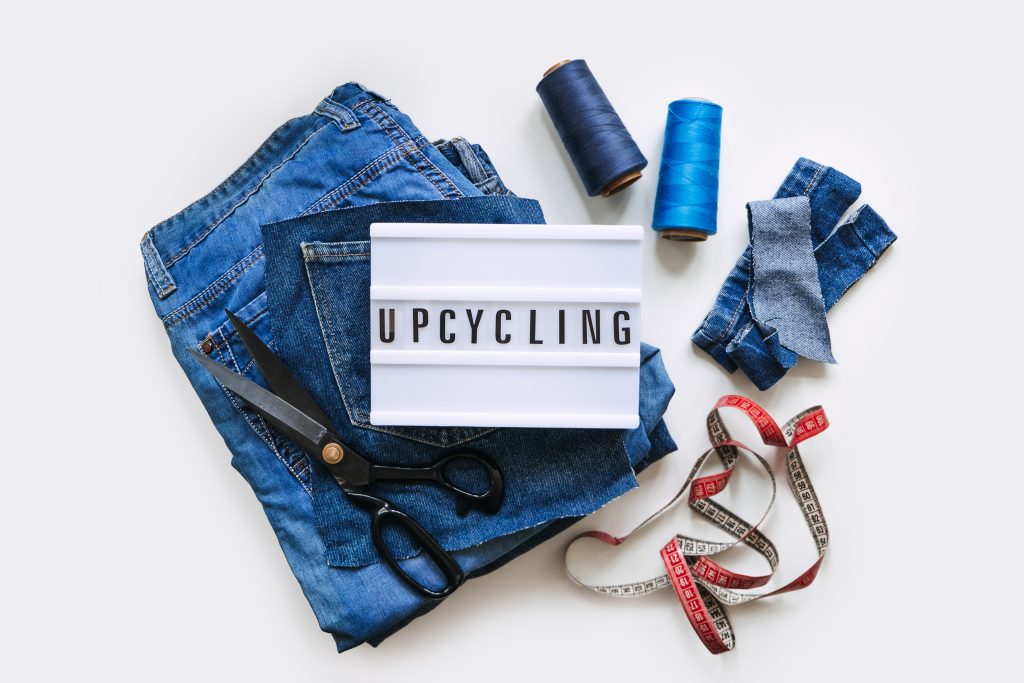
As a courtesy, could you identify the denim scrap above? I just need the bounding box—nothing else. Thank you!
[748,196,835,364]
[692,158,897,390]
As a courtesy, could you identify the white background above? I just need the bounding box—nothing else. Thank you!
[2,1,1020,680]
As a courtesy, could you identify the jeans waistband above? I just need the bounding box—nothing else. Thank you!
[140,83,386,300]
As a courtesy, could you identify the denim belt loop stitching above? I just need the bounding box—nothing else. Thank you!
[451,137,490,185]
[141,229,177,299]
[315,97,361,132]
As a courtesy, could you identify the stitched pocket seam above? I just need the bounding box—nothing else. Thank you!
[161,246,264,329]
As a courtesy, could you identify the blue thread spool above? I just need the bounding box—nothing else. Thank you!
[537,59,648,197]
[652,98,723,241]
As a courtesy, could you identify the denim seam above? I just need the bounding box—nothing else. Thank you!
[149,119,296,245]
[304,137,431,215]
[801,163,826,196]
[214,307,309,489]
[164,122,330,268]
[314,98,359,130]
[221,376,314,497]
[304,255,364,429]
[141,230,176,298]
[304,252,369,262]
[161,246,264,329]
[371,103,455,198]
[302,139,418,215]
[218,305,270,348]
[215,306,272,373]
[705,270,754,345]
[354,100,407,147]
[834,220,892,302]
[848,206,884,258]
[452,137,488,184]
[348,97,375,110]
[212,331,312,496]
[358,101,464,200]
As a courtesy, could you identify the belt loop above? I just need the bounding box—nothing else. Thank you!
[141,230,177,299]
[451,138,489,185]
[315,97,361,132]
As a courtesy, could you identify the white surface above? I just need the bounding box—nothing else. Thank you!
[370,223,641,427]
[2,0,1022,680]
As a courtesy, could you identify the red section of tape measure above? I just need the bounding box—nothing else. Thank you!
[689,468,733,502]
[661,540,730,654]
[691,556,770,590]
[564,395,831,654]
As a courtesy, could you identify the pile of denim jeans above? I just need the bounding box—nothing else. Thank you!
[141,83,677,651]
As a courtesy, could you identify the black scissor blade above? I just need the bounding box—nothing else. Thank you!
[190,349,328,454]
[225,309,337,434]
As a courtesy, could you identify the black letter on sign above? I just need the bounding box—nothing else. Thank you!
[440,309,455,343]
[582,309,601,344]
[466,309,484,343]
[496,309,512,344]
[412,308,428,343]
[613,311,631,345]
[378,308,395,343]
[558,309,566,344]
[529,310,543,344]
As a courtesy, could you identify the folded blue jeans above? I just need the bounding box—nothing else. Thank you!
[141,83,676,650]
[692,158,897,389]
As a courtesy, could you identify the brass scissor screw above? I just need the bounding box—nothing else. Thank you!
[322,443,344,465]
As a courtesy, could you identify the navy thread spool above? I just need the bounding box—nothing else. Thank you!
[652,98,723,241]
[537,59,648,197]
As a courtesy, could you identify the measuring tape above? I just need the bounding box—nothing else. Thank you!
[565,395,830,654]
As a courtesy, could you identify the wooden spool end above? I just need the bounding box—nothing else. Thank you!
[543,59,572,78]
[601,170,643,197]
[659,228,709,242]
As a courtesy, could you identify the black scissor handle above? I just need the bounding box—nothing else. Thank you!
[347,490,464,599]
[369,447,504,517]
[431,448,504,516]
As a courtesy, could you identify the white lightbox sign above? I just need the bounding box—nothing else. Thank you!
[369,224,642,429]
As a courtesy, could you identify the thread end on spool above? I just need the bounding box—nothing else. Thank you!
[544,59,572,78]
[659,228,709,242]
[601,170,643,197]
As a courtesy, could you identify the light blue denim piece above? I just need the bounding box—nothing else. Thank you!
[748,195,836,364]
[692,158,897,390]
[141,83,677,651]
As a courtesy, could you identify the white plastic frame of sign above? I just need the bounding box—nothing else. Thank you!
[369,223,643,429]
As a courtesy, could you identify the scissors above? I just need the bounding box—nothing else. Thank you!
[190,310,504,599]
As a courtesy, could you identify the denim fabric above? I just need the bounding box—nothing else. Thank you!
[434,138,511,196]
[141,83,677,651]
[692,158,897,389]
[748,196,835,364]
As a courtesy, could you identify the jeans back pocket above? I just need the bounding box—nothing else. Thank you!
[302,240,493,447]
